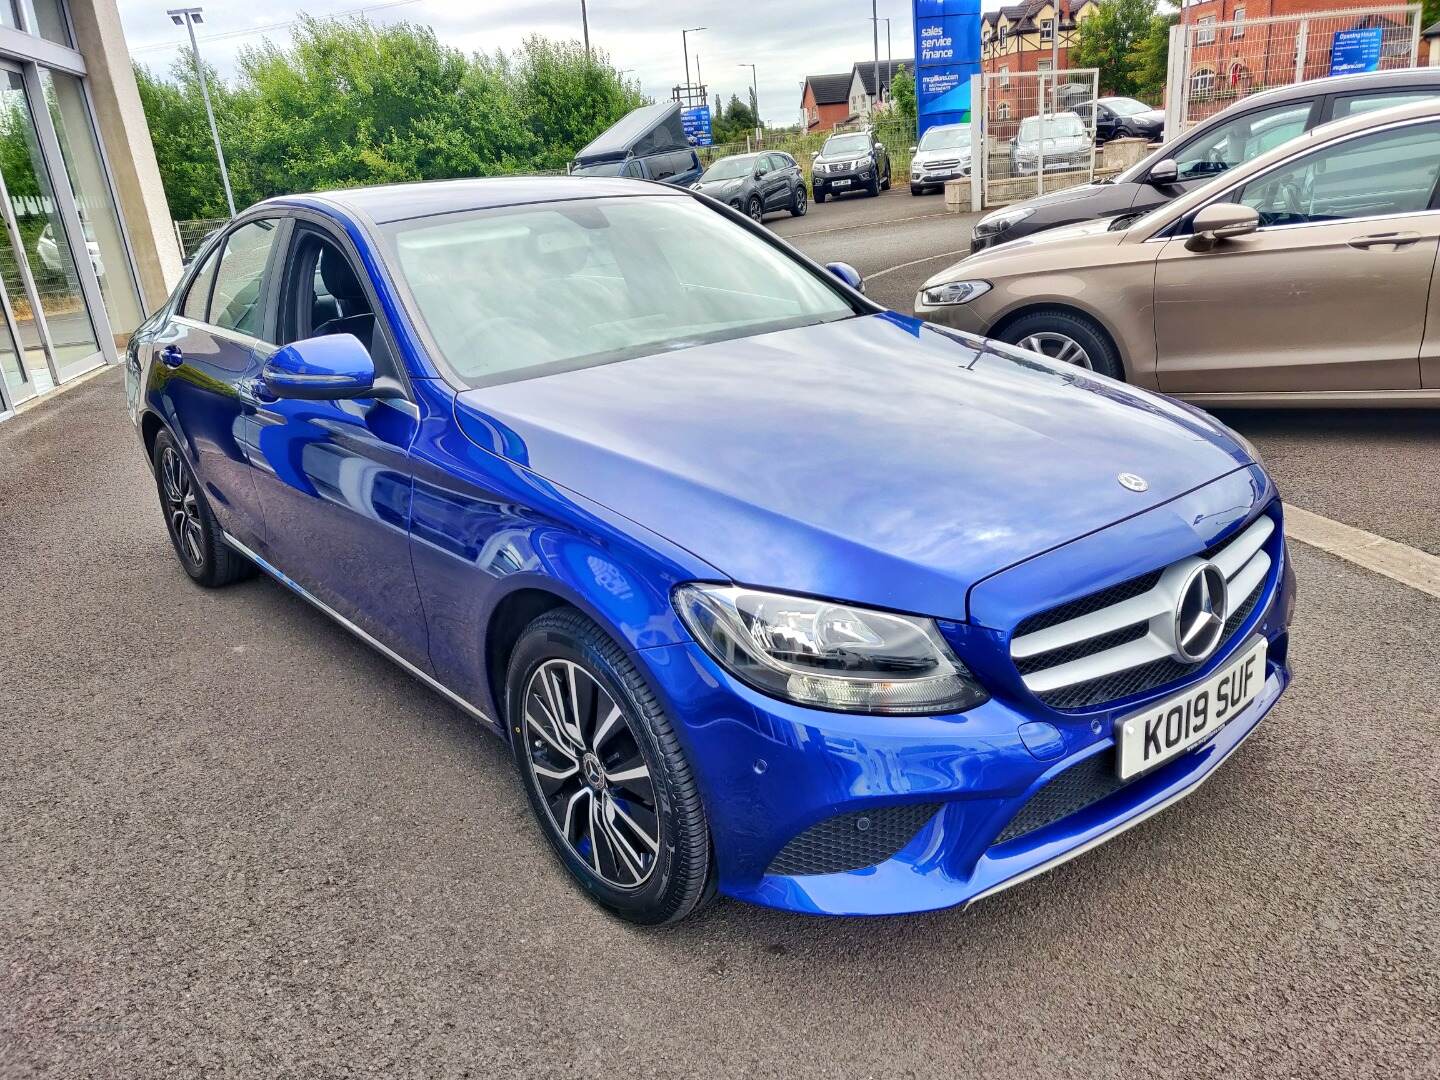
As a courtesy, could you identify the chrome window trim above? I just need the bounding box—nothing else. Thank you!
[1144,113,1440,242]
[170,313,276,356]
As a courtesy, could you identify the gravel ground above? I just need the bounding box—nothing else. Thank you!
[2,363,1436,1079]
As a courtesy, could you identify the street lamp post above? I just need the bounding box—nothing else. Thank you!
[871,16,892,67]
[682,27,706,104]
[580,0,590,56]
[167,6,235,218]
[871,0,880,118]
[738,63,759,138]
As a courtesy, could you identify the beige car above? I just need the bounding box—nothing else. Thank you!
[916,97,1440,406]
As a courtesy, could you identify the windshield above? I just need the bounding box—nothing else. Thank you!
[702,156,758,181]
[572,161,625,177]
[1104,98,1153,117]
[822,133,870,156]
[385,196,859,387]
[1018,114,1086,140]
[918,125,971,150]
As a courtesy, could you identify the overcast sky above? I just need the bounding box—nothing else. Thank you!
[118,0,963,127]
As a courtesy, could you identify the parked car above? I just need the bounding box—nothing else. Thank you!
[693,151,807,220]
[37,220,103,278]
[909,123,972,195]
[970,67,1440,252]
[1073,96,1165,144]
[1008,111,1092,176]
[127,175,1293,924]
[919,97,1440,406]
[811,129,892,201]
[570,100,703,188]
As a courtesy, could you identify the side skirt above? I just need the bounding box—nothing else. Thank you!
[221,531,498,729]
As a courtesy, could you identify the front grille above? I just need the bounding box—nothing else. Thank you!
[994,752,1127,845]
[1010,512,1277,712]
[766,803,941,877]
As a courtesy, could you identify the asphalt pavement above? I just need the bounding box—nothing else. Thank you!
[1,199,1437,1079]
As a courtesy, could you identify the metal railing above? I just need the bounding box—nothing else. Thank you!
[974,68,1100,208]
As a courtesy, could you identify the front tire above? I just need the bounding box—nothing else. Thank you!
[152,429,254,588]
[814,187,826,204]
[507,608,714,926]
[997,309,1125,381]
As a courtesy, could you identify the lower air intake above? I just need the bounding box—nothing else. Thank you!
[994,752,1128,845]
[766,803,941,877]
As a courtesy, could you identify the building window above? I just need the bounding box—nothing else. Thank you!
[1041,19,1054,41]
[1038,59,1053,73]
[1191,68,1217,96]
[1197,16,1217,44]
[1232,7,1245,37]
[1000,65,1011,87]
[998,26,1008,48]
[997,101,1011,120]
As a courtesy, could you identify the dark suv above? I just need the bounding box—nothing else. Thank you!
[970,68,1440,252]
[693,152,808,220]
[811,130,892,201]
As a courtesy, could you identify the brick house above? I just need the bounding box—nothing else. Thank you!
[982,0,1097,128]
[1177,0,1420,120]
[800,72,852,132]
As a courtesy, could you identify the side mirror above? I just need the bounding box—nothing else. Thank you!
[909,145,917,153]
[875,142,885,151]
[811,150,820,158]
[1148,158,1179,185]
[263,333,379,400]
[755,169,765,179]
[1184,202,1260,252]
[825,261,865,294]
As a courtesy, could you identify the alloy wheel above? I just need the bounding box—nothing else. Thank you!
[747,197,764,222]
[522,659,660,889]
[160,446,205,566]
[1017,331,1094,370]
[794,187,807,214]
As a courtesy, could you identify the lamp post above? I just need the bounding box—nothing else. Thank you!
[871,0,880,118]
[580,0,590,56]
[168,6,235,217]
[738,63,759,137]
[682,26,706,103]
[871,16,892,67]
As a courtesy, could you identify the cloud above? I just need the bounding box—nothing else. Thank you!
[119,0,938,126]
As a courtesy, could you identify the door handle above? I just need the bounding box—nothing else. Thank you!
[159,344,183,368]
[1348,231,1422,249]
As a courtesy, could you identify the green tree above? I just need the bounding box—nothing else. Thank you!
[1127,12,1175,102]
[891,63,917,131]
[712,93,758,144]
[1070,0,1162,99]
[134,58,242,219]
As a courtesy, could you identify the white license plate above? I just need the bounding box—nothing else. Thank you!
[832,179,851,188]
[1115,637,1267,780]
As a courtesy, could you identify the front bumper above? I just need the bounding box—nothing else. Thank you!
[634,476,1295,916]
[814,167,873,193]
[1012,155,1088,176]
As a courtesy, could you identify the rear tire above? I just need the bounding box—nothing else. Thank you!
[996,309,1125,381]
[746,195,764,222]
[880,163,892,191]
[507,608,715,926]
[790,185,808,216]
[152,429,255,588]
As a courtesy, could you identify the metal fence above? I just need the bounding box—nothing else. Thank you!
[173,217,228,261]
[1166,5,1421,135]
[974,68,1100,208]
[697,115,920,186]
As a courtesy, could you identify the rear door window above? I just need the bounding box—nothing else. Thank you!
[208,219,282,341]
[1330,89,1436,120]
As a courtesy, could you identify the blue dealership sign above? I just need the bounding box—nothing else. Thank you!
[914,0,982,138]
[681,105,713,147]
[1329,27,1384,77]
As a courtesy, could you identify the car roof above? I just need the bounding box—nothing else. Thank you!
[1214,65,1440,112]
[279,176,682,224]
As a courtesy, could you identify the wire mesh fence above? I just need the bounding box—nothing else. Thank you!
[173,217,229,262]
[696,115,920,185]
[979,68,1100,206]
[1172,5,1421,133]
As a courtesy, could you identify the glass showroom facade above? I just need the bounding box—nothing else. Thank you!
[0,0,158,418]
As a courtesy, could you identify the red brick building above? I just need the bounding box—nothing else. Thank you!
[800,73,852,132]
[981,0,1097,124]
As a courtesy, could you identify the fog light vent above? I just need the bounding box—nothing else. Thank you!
[766,803,941,877]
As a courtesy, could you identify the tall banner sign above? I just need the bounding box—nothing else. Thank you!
[914,0,982,137]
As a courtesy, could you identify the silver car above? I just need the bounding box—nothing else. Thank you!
[909,123,972,195]
[1009,111,1091,176]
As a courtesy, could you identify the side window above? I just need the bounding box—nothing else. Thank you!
[179,245,220,322]
[1173,100,1313,181]
[209,219,281,340]
[647,151,676,180]
[1234,121,1440,227]
[283,230,383,363]
[1331,90,1436,120]
[622,160,644,179]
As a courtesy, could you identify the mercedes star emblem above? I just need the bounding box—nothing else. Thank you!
[1173,562,1229,663]
[1118,472,1149,492]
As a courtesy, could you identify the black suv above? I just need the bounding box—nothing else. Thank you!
[811,129,892,201]
[970,68,1440,252]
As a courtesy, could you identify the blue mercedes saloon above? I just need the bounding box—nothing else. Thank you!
[126,177,1294,924]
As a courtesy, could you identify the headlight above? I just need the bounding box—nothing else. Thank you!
[920,280,991,306]
[674,585,988,714]
[973,205,1036,237]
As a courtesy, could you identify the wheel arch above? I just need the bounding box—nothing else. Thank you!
[987,301,1133,381]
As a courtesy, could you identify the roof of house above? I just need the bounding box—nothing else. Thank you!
[984,0,1090,31]
[1426,20,1440,37]
[853,58,915,97]
[804,72,852,105]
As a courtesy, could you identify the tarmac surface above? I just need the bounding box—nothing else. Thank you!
[1,207,1437,1077]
